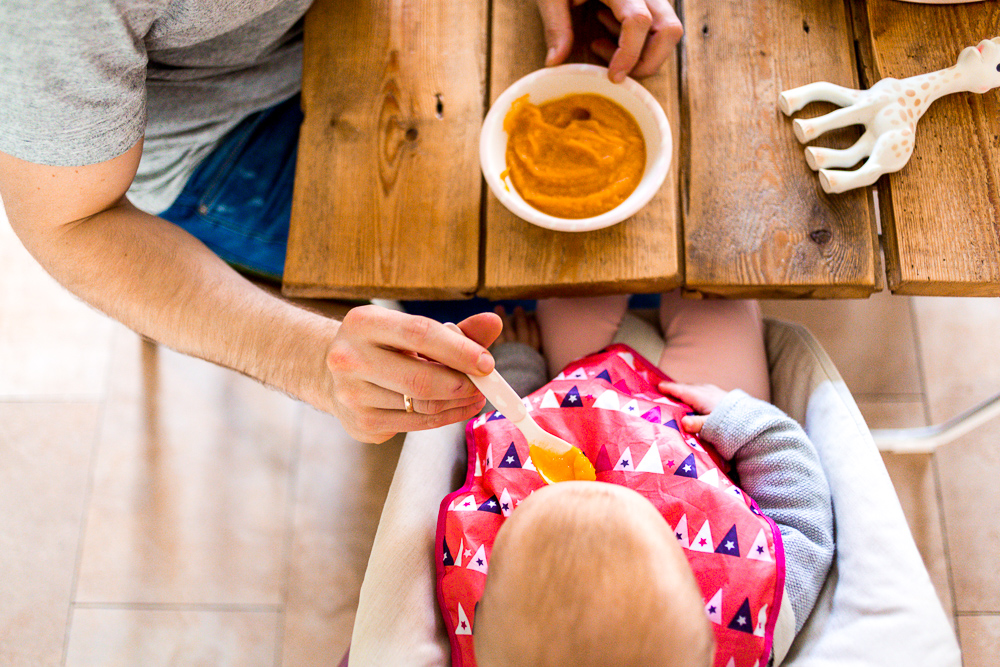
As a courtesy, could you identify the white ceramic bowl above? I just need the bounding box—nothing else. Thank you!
[480,63,672,232]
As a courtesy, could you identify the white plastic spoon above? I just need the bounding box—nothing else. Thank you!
[445,323,596,484]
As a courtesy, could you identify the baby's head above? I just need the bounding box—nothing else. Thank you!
[474,481,714,667]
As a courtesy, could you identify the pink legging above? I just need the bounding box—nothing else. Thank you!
[536,290,771,402]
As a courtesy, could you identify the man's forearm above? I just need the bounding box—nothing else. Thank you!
[2,140,507,442]
[20,199,339,411]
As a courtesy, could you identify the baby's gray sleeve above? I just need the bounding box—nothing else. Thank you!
[701,390,834,634]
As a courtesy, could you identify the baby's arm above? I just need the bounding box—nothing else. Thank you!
[663,382,835,635]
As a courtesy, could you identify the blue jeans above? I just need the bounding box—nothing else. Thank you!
[159,94,303,282]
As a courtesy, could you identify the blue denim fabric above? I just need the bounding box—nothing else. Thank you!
[402,297,538,322]
[159,94,303,282]
[401,294,660,323]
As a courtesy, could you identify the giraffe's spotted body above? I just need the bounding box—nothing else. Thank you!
[778,38,1000,193]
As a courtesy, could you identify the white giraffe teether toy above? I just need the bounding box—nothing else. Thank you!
[779,37,1000,193]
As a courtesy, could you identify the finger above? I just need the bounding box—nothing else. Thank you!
[590,36,618,65]
[658,381,706,411]
[352,307,495,377]
[363,382,487,414]
[660,380,729,416]
[596,7,622,37]
[536,0,575,66]
[413,394,485,415]
[492,306,512,345]
[606,0,653,82]
[680,414,707,434]
[628,29,673,78]
[658,380,687,398]
[457,311,504,352]
[630,0,683,77]
[527,314,541,351]
[363,400,488,438]
[513,306,531,345]
[366,345,481,400]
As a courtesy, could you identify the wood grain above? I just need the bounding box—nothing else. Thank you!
[283,0,487,299]
[862,0,1000,296]
[480,0,682,300]
[682,0,880,297]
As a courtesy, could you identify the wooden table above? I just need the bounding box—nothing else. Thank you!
[283,0,1000,301]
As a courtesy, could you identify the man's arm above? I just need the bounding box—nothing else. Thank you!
[0,144,501,443]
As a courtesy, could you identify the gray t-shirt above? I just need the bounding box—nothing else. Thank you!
[0,0,311,213]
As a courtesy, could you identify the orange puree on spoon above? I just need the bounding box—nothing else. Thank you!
[503,93,646,219]
[528,441,597,484]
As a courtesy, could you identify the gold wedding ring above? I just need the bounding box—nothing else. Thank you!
[403,394,414,413]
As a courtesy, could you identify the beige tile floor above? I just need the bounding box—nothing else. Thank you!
[3,200,999,665]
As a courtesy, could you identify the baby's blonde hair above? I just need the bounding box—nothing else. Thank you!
[474,481,714,667]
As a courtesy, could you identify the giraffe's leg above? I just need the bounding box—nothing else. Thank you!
[778,81,864,115]
[818,165,882,194]
[804,130,876,171]
[792,101,875,143]
[818,134,912,193]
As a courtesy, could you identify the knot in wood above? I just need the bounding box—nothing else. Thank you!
[809,229,832,245]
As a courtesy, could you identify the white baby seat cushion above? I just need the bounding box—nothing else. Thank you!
[349,316,961,666]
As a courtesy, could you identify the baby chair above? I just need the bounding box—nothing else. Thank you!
[347,314,961,666]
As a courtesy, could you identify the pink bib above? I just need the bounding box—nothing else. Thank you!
[436,344,785,667]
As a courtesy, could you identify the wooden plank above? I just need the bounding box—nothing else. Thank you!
[480,0,682,300]
[863,0,1000,296]
[683,0,880,298]
[283,0,486,299]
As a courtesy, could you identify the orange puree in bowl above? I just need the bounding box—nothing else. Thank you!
[503,93,646,219]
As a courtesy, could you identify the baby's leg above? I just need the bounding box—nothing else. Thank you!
[536,295,630,376]
[658,290,770,402]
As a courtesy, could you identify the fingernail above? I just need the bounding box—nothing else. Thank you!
[477,352,494,374]
[546,47,556,66]
[612,70,627,83]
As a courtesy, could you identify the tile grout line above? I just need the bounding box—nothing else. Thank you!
[60,331,118,666]
[954,611,1000,617]
[931,455,960,634]
[71,602,283,613]
[906,298,933,428]
[273,402,306,667]
[852,391,927,401]
[0,396,110,404]
[907,297,961,632]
